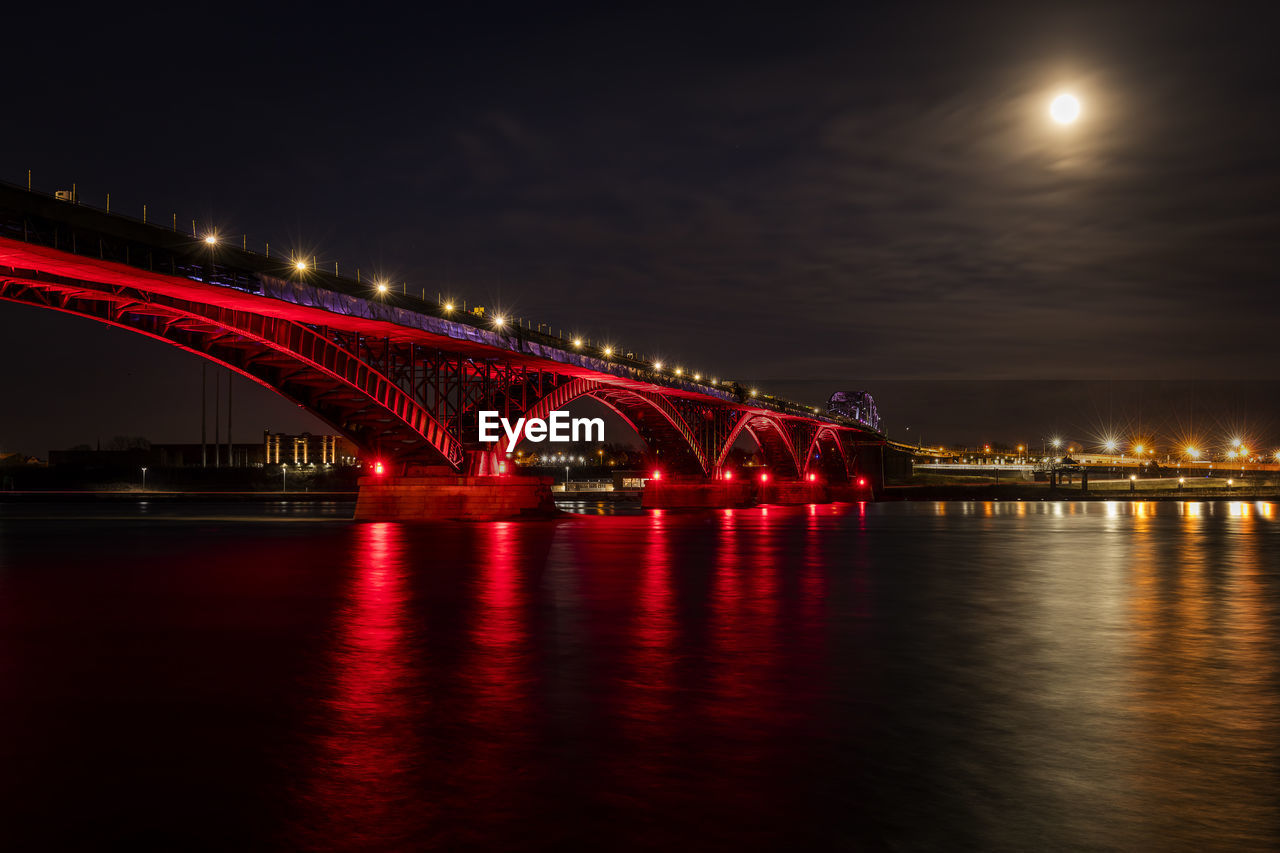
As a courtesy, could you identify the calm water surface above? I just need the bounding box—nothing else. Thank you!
[1,500,1277,850]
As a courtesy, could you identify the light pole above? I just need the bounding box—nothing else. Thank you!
[141,466,147,490]
[281,464,287,492]
[564,464,570,490]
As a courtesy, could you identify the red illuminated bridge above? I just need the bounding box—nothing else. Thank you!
[0,182,889,519]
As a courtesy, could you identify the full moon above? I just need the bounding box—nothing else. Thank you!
[1050,93,1080,124]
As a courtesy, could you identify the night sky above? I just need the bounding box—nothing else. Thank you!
[3,2,1278,456]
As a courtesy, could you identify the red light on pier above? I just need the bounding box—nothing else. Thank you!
[723,470,733,480]
[374,461,384,475]
[651,470,662,480]
[808,473,817,482]
[760,472,769,483]
[857,477,866,487]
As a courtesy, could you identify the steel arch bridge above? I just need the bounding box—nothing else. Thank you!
[0,182,885,486]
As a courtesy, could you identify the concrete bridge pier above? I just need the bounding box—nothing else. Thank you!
[642,477,756,509]
[354,452,557,521]
[759,479,830,505]
[854,442,889,499]
[826,481,877,502]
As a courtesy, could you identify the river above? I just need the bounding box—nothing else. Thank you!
[1,500,1276,850]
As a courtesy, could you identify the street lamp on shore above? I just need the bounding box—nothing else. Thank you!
[141,466,147,490]
[281,464,287,492]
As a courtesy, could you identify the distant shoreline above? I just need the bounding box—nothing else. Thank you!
[1,487,1275,506]
[884,484,1280,502]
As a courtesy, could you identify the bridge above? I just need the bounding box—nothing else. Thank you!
[0,181,886,518]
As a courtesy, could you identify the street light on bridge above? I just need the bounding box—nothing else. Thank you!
[204,234,218,245]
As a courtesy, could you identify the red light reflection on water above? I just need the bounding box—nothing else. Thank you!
[468,522,528,717]
[620,510,677,737]
[295,522,428,848]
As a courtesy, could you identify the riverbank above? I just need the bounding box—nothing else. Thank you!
[0,490,357,502]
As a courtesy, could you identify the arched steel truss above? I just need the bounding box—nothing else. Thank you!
[1,269,874,479]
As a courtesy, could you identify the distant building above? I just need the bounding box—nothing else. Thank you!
[49,432,360,468]
[827,391,880,431]
[262,431,358,466]
[0,452,44,467]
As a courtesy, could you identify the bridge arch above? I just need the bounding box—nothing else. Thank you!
[0,274,465,467]
[513,376,712,475]
[716,412,803,480]
[802,426,851,482]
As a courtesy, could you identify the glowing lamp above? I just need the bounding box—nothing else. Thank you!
[808,473,816,482]
[573,338,583,348]
[295,260,307,271]
[444,302,454,312]
[493,315,505,327]
[653,361,663,370]
[724,470,733,480]
[858,478,867,487]
[760,472,769,483]
[377,283,388,293]
[204,235,217,245]
[374,461,384,475]
[603,347,613,357]
[651,470,662,480]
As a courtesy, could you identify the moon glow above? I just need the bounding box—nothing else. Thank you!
[1050,93,1081,124]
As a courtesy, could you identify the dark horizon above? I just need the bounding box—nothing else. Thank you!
[4,2,1279,457]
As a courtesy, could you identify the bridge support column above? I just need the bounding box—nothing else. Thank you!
[355,469,557,521]
[852,442,888,499]
[642,478,755,509]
